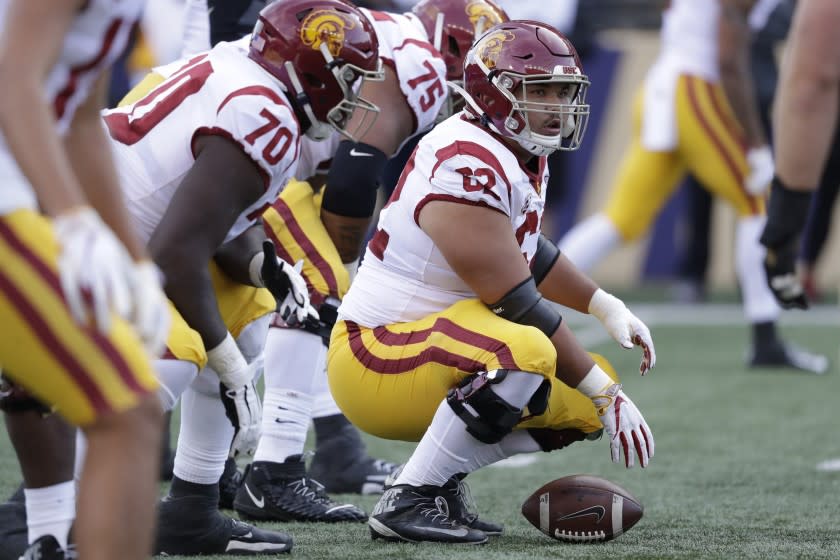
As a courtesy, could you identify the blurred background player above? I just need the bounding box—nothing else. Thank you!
[0,0,171,559]
[669,0,793,304]
[558,0,828,373]
[102,0,382,554]
[760,0,840,309]
[330,20,656,544]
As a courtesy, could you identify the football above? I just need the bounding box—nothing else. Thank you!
[520,474,643,543]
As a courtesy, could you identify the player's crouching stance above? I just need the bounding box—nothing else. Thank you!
[327,21,656,545]
[101,0,382,555]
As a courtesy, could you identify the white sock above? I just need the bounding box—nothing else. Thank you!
[253,391,313,463]
[154,359,198,411]
[264,327,325,393]
[395,372,544,487]
[24,481,75,549]
[557,213,621,272]
[172,369,232,485]
[736,215,781,323]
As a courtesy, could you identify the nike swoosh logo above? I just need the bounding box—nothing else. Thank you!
[349,148,374,157]
[558,505,606,524]
[422,526,470,537]
[243,483,265,509]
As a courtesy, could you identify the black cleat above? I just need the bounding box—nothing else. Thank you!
[155,494,292,555]
[748,341,829,374]
[368,484,487,544]
[219,457,246,510]
[234,456,366,523]
[384,466,502,536]
[441,475,503,536]
[20,535,75,560]
[310,425,399,495]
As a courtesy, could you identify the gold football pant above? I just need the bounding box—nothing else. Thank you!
[327,299,616,442]
[0,210,159,426]
[606,75,765,241]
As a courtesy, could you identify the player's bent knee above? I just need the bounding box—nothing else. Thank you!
[447,369,550,444]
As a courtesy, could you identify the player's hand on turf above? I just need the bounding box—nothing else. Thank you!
[588,289,656,375]
[590,383,653,468]
[53,206,134,333]
[260,240,319,326]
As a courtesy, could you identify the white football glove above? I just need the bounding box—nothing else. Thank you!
[258,240,319,327]
[128,261,171,358]
[220,378,262,458]
[745,145,774,196]
[588,289,656,375]
[207,334,263,458]
[591,383,654,468]
[53,207,133,333]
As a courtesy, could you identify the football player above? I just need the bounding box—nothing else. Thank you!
[0,0,170,559]
[557,0,828,373]
[231,0,511,524]
[101,0,383,554]
[329,20,657,544]
[761,0,840,309]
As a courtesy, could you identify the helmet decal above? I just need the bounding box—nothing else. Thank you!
[466,1,504,34]
[476,30,514,69]
[300,10,356,57]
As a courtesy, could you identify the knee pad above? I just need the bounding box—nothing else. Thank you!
[446,370,525,444]
[0,376,50,415]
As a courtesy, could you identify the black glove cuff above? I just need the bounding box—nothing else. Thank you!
[759,177,813,249]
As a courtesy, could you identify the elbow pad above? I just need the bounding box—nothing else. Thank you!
[487,277,562,337]
[321,141,388,218]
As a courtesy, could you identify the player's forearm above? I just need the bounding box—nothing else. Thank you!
[773,4,840,190]
[719,66,765,147]
[320,210,373,263]
[718,5,766,147]
[0,79,87,215]
[214,224,264,286]
[537,253,598,314]
[157,254,229,349]
[550,322,595,387]
[64,109,149,261]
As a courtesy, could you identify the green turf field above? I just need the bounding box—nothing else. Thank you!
[2,303,838,559]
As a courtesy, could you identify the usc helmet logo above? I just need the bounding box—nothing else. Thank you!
[476,30,514,69]
[466,1,504,33]
[300,10,356,57]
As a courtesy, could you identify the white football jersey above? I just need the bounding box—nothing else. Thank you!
[660,0,784,81]
[339,115,548,327]
[0,0,143,214]
[103,41,301,244]
[296,8,446,180]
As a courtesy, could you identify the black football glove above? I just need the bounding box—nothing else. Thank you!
[759,178,813,310]
[260,240,319,326]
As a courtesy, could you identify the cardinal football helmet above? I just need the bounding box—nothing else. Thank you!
[249,0,384,141]
[459,20,590,155]
[411,0,508,121]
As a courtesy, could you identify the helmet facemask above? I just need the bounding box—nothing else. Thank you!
[283,42,385,141]
[500,71,591,155]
